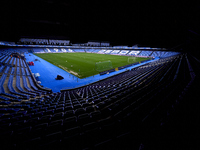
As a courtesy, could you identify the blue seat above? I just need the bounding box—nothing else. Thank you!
[64,110,75,118]
[61,126,81,148]
[78,113,91,125]
[63,116,77,129]
[52,112,64,121]
[75,108,86,116]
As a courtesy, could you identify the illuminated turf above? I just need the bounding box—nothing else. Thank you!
[34,53,150,78]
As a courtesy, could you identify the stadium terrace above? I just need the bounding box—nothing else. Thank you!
[0,39,199,149]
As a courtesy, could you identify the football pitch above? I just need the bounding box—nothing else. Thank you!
[34,53,150,78]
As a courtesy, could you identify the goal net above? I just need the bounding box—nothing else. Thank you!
[95,60,113,72]
[128,57,136,64]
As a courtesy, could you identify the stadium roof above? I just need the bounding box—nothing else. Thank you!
[1,1,200,49]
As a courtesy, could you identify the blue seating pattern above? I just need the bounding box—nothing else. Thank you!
[104,50,113,54]
[8,75,30,99]
[111,50,120,54]
[119,50,129,55]
[92,49,100,53]
[20,59,24,68]
[16,67,20,75]
[0,49,198,149]
[9,57,14,65]
[23,60,27,68]
[0,56,9,64]
[127,50,140,55]
[139,51,152,56]
[4,57,11,64]
[17,58,19,67]
[21,67,26,76]
[25,67,30,76]
[0,66,5,73]
[0,74,20,99]
[73,49,85,52]
[85,49,95,53]
[10,67,15,74]
[0,74,7,93]
[4,66,10,74]
[33,48,45,53]
[16,75,36,98]
[13,58,16,66]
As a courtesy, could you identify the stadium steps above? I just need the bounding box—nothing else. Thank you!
[137,51,142,55]
[3,75,10,93]
[149,51,154,56]
[12,75,22,93]
[7,75,30,99]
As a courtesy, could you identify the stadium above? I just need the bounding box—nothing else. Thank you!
[0,1,200,150]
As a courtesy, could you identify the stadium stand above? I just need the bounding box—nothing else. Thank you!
[10,67,15,75]
[17,58,20,67]
[0,66,5,73]
[73,49,85,53]
[127,50,140,55]
[85,49,96,53]
[0,47,199,149]
[44,48,51,53]
[16,75,36,98]
[19,38,49,45]
[111,50,120,54]
[98,50,106,54]
[161,51,180,58]
[139,51,152,56]
[104,50,113,54]
[13,58,16,66]
[19,38,70,46]
[91,49,100,53]
[8,75,30,99]
[25,68,30,76]
[0,56,9,64]
[49,39,70,46]
[53,48,61,53]
[33,48,45,53]
[119,50,129,55]
[4,57,11,64]
[9,57,14,65]
[4,66,10,74]
[60,48,67,52]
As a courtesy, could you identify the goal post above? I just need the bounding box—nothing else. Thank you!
[95,60,113,72]
[128,57,136,64]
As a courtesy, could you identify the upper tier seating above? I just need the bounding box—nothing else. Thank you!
[127,50,140,55]
[138,51,152,56]
[119,50,129,55]
[104,50,113,54]
[19,38,70,45]
[20,38,48,45]
[49,39,70,45]
[110,50,120,54]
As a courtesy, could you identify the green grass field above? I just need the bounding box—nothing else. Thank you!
[34,53,150,78]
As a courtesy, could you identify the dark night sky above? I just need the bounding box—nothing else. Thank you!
[1,1,199,48]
